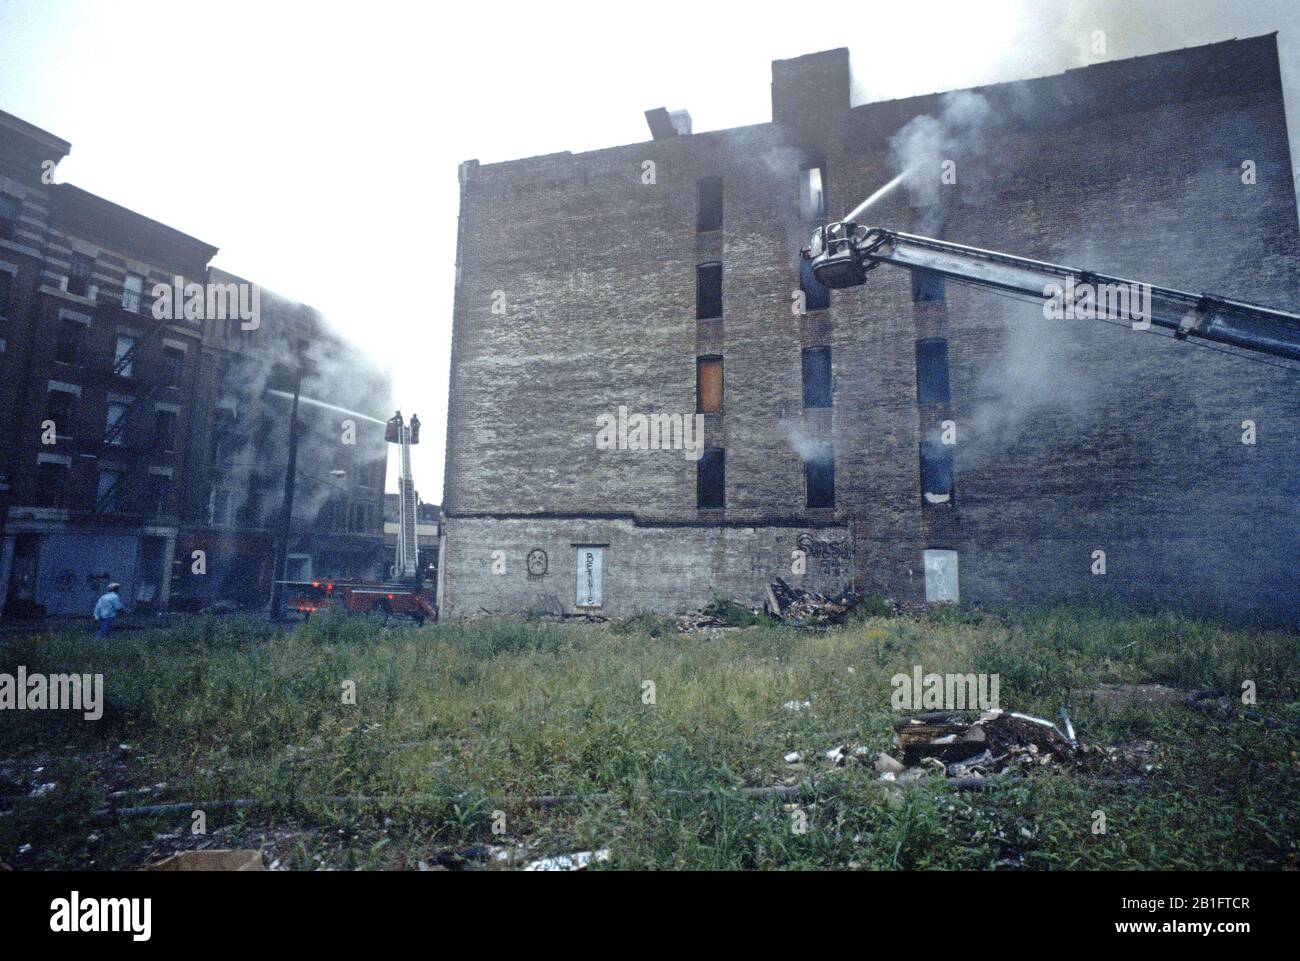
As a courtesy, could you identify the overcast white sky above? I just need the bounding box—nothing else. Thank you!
[1,0,1296,499]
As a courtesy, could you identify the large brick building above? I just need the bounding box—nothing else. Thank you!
[439,36,1299,620]
[0,110,391,617]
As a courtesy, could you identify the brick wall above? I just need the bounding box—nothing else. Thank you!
[442,35,1299,620]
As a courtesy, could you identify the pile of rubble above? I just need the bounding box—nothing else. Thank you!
[790,709,1081,785]
[886,709,1077,780]
[765,578,863,626]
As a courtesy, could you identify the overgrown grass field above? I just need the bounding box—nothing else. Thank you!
[1,604,1297,870]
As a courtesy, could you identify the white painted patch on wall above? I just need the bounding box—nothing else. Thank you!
[576,546,602,607]
[923,549,959,603]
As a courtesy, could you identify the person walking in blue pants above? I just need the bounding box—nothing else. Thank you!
[93,582,127,637]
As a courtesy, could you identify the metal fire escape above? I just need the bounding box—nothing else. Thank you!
[92,308,180,516]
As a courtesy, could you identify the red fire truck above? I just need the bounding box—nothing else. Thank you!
[285,411,435,624]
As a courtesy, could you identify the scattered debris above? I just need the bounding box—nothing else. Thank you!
[783,751,802,764]
[783,700,811,712]
[29,783,55,798]
[524,849,610,872]
[765,578,862,626]
[145,850,264,871]
[890,708,1078,777]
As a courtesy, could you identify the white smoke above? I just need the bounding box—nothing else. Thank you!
[889,90,993,222]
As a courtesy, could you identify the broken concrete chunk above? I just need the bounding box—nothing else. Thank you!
[875,752,905,775]
[145,849,264,871]
[524,849,610,872]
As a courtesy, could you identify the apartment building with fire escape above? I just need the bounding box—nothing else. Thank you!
[0,109,391,617]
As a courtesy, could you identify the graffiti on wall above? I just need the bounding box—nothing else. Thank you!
[526,549,548,582]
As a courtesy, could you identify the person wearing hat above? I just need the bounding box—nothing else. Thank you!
[93,581,128,637]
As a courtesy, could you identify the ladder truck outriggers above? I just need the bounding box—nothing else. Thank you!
[287,411,436,624]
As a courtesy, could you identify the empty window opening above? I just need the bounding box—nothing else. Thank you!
[697,448,725,509]
[697,356,723,413]
[696,176,723,232]
[154,409,178,451]
[44,390,74,438]
[696,262,722,319]
[915,338,951,405]
[67,253,94,297]
[0,194,21,240]
[799,166,826,220]
[122,273,144,312]
[920,436,954,505]
[105,402,130,446]
[911,268,946,303]
[114,334,138,377]
[96,468,122,513]
[55,318,83,365]
[36,462,68,508]
[208,488,232,526]
[145,473,170,514]
[805,455,835,508]
[0,270,13,314]
[161,345,185,386]
[802,346,832,409]
[800,256,830,312]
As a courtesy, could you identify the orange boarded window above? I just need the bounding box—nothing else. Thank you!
[697,356,723,413]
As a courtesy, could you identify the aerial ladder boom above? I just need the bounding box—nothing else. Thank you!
[805,221,1300,362]
[385,411,421,581]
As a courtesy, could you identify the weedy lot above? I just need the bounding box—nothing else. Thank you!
[1,605,1297,870]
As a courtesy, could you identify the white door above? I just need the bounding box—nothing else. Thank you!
[923,550,959,603]
[576,547,602,607]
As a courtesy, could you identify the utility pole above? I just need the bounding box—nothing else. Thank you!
[268,363,303,619]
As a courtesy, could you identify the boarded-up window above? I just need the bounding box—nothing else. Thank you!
[697,356,723,413]
[576,546,603,607]
[923,549,959,602]
[697,448,725,509]
[697,263,722,319]
[800,256,830,311]
[806,456,835,508]
[802,347,832,408]
[920,436,954,505]
[915,338,950,404]
[697,176,723,232]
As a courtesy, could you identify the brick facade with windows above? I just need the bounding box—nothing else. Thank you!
[439,36,1299,619]
[0,110,391,617]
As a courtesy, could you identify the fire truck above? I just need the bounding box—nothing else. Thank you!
[287,411,436,624]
